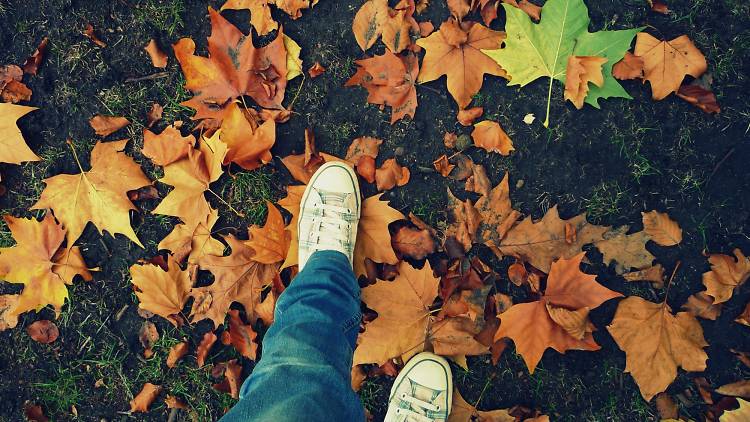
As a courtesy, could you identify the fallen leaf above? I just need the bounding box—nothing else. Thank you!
[444,132,458,148]
[735,302,750,326]
[0,214,92,317]
[622,264,664,288]
[33,140,151,246]
[274,0,311,18]
[213,360,243,399]
[222,0,278,36]
[0,104,40,169]
[449,387,514,422]
[345,50,419,123]
[634,33,707,100]
[224,309,258,360]
[139,321,159,358]
[416,19,506,109]
[130,383,162,413]
[278,185,306,270]
[351,365,367,392]
[0,295,20,331]
[612,52,644,80]
[607,295,708,400]
[158,208,224,267]
[146,103,163,128]
[23,402,48,422]
[563,56,607,109]
[721,399,750,421]
[164,395,187,409]
[702,249,750,304]
[26,320,59,344]
[677,83,721,114]
[219,102,275,170]
[642,210,682,246]
[352,0,389,50]
[22,37,49,75]
[144,39,168,68]
[717,381,750,399]
[594,226,654,274]
[0,65,32,104]
[308,62,326,78]
[375,158,411,191]
[83,23,106,47]
[130,256,191,326]
[471,120,514,155]
[544,304,593,340]
[196,331,217,367]
[166,342,189,368]
[153,131,227,226]
[433,155,455,177]
[392,225,436,260]
[497,253,622,372]
[655,392,679,420]
[142,125,195,166]
[281,131,348,183]
[354,261,439,365]
[174,8,288,126]
[353,195,405,278]
[457,107,483,126]
[346,137,382,164]
[89,115,129,137]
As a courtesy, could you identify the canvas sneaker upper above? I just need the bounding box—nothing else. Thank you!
[384,352,453,422]
[298,162,361,270]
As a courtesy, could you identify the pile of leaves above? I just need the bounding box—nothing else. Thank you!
[0,0,746,420]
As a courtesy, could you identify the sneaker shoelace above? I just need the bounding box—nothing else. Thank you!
[394,392,440,422]
[308,195,352,253]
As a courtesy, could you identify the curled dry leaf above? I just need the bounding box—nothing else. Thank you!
[702,249,750,304]
[130,383,162,413]
[26,320,59,344]
[166,342,189,368]
[83,23,106,47]
[196,331,217,367]
[308,62,326,78]
[23,402,48,422]
[391,225,437,260]
[544,304,593,340]
[351,365,367,392]
[352,0,389,51]
[22,37,49,75]
[649,0,669,14]
[139,321,159,358]
[607,296,708,401]
[443,132,458,149]
[144,39,168,68]
[0,65,32,104]
[457,107,483,126]
[158,208,224,267]
[564,56,607,109]
[655,392,679,420]
[507,262,528,287]
[357,156,377,183]
[375,158,411,191]
[89,115,130,137]
[346,137,382,182]
[448,387,516,422]
[735,302,750,327]
[642,210,682,246]
[634,33,707,100]
[677,84,721,114]
[612,52,644,80]
[142,125,194,167]
[433,155,455,177]
[471,120,514,156]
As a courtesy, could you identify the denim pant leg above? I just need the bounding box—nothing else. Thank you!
[219,250,365,422]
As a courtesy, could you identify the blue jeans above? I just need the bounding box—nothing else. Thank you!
[219,251,366,421]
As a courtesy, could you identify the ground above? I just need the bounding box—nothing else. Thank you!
[1,0,749,421]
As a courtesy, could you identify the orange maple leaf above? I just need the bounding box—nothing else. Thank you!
[415,19,507,109]
[0,104,39,170]
[174,8,288,127]
[130,255,192,326]
[219,102,276,170]
[496,253,622,373]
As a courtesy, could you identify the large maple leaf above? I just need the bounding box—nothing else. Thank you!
[354,260,440,366]
[634,33,707,100]
[0,104,40,172]
[345,50,419,124]
[416,19,507,109]
[153,131,228,226]
[495,253,622,372]
[130,256,192,326]
[32,139,152,247]
[0,214,92,317]
[607,296,708,400]
[483,0,637,124]
[190,204,287,328]
[174,8,288,126]
[219,102,275,170]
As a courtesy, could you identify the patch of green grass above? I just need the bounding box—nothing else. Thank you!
[155,73,195,123]
[134,0,185,36]
[0,218,13,247]
[408,191,445,228]
[52,41,107,76]
[81,339,131,401]
[224,169,274,226]
[609,135,660,183]
[359,378,387,416]
[32,367,84,414]
[583,181,628,222]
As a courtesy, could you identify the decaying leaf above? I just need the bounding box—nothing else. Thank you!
[139,320,159,358]
[471,120,514,155]
[164,395,187,409]
[594,226,654,274]
[213,359,243,399]
[634,33,707,100]
[308,62,326,78]
[448,387,516,422]
[32,139,151,247]
[0,295,20,331]
[457,107,483,126]
[354,261,439,365]
[83,23,106,47]
[642,211,682,246]
[26,320,59,344]
[607,296,708,401]
[392,225,436,260]
[223,309,259,360]
[735,302,750,327]
[677,83,721,114]
[130,383,162,413]
[622,264,664,288]
[702,249,750,304]
[0,65,32,103]
[433,155,455,177]
[416,19,506,109]
[22,37,49,75]
[716,381,750,399]
[142,125,195,167]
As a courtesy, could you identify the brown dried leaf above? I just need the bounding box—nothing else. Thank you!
[702,249,750,304]
[682,291,722,321]
[375,158,411,191]
[89,115,130,137]
[139,321,159,358]
[622,264,665,288]
[22,37,49,75]
[196,331,217,367]
[457,107,483,126]
[433,155,455,177]
[471,120,514,155]
[642,210,682,246]
[612,52,644,80]
[83,24,106,47]
[564,56,607,109]
[0,295,20,331]
[166,342,189,368]
[130,383,161,413]
[26,320,59,344]
[144,39,168,68]
[677,84,721,114]
[308,62,326,78]
[716,381,750,399]
[392,225,436,260]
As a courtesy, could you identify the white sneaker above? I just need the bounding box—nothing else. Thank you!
[298,162,361,271]
[384,352,453,422]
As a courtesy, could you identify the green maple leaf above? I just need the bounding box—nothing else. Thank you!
[483,0,638,125]
[573,28,643,108]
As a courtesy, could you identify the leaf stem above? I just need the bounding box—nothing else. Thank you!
[543,77,553,128]
[66,139,86,173]
[288,74,306,111]
[473,373,496,408]
[207,188,245,218]
[662,260,681,306]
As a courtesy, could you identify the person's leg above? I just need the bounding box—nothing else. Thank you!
[220,162,365,422]
[219,250,364,422]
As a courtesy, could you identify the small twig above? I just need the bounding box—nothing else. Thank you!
[124,72,169,83]
[707,146,736,186]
